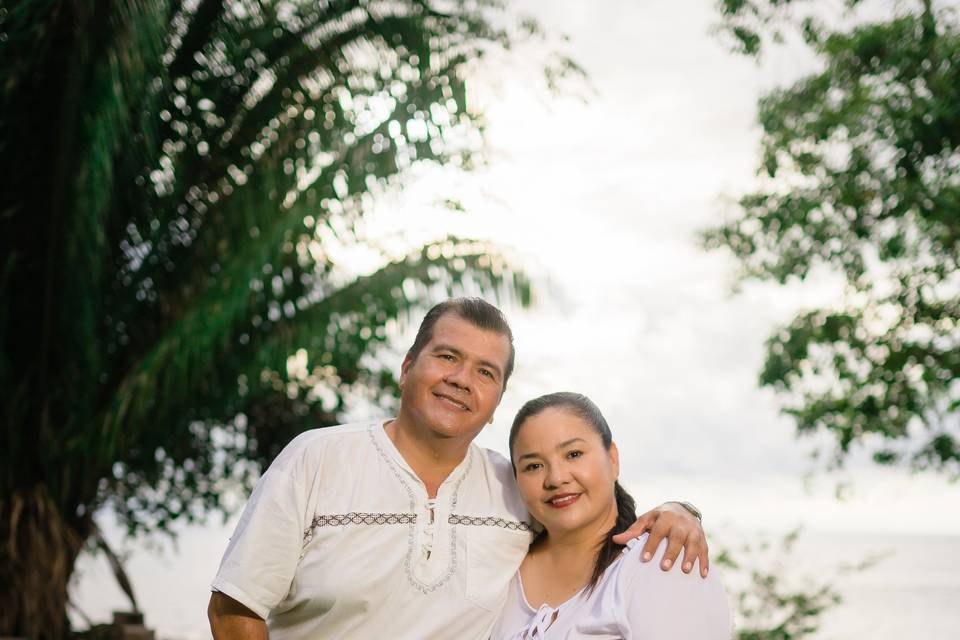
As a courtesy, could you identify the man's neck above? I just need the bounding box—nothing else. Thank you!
[384,418,471,498]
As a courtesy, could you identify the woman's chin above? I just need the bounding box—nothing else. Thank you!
[532,503,619,540]
[534,510,589,536]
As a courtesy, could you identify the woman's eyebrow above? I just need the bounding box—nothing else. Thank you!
[556,437,585,449]
[516,437,586,462]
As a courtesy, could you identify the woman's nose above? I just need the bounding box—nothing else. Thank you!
[544,463,570,489]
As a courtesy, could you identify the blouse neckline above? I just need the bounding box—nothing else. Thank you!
[515,568,589,615]
[514,537,641,614]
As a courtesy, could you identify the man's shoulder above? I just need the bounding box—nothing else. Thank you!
[468,446,529,521]
[296,420,376,442]
[476,446,513,475]
[285,420,376,451]
[270,420,381,474]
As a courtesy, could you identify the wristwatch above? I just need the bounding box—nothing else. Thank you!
[673,501,702,522]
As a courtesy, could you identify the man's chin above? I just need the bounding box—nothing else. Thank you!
[428,419,485,440]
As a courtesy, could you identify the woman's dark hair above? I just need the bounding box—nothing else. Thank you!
[509,392,637,590]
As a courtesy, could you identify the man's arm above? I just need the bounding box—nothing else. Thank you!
[208,592,269,640]
[612,501,710,577]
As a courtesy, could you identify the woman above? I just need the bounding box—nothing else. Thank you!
[492,392,732,639]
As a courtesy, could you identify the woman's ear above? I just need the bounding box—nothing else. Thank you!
[609,441,620,478]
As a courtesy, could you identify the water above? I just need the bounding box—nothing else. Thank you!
[69,526,960,639]
[797,533,960,639]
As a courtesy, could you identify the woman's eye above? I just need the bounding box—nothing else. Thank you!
[567,450,583,459]
[523,463,542,472]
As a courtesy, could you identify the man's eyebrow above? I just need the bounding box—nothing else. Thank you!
[430,343,463,356]
[516,437,586,462]
[431,343,503,377]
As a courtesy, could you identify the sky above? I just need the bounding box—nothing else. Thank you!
[70,1,959,637]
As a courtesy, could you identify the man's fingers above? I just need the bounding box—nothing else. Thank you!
[613,508,710,574]
[660,529,687,571]
[611,512,654,546]
[639,519,669,563]
[680,538,703,574]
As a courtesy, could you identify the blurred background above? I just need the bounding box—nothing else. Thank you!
[2,0,958,638]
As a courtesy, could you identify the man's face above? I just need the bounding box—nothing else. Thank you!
[398,313,511,444]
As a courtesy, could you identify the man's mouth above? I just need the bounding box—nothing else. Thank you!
[546,493,581,508]
[433,392,470,412]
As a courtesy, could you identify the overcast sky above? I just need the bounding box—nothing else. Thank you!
[352,0,959,533]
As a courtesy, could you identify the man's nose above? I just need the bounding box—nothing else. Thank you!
[443,362,471,391]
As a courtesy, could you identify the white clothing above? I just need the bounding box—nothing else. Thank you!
[491,534,732,639]
[211,421,533,639]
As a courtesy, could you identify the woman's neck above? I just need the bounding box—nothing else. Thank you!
[541,501,616,566]
[520,504,619,608]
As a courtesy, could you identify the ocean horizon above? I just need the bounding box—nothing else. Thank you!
[70,527,960,639]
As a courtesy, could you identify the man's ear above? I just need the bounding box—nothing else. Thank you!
[398,353,414,389]
[609,441,620,478]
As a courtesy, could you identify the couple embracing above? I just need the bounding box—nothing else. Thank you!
[208,298,732,639]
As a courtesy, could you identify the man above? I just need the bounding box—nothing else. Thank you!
[209,298,709,639]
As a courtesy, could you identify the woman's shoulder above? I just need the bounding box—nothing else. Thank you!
[602,533,662,585]
[608,534,732,639]
[613,532,702,584]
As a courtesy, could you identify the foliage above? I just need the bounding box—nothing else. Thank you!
[704,0,960,477]
[0,0,567,635]
[714,0,867,57]
[717,529,877,639]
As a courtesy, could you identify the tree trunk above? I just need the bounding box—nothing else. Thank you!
[0,485,89,639]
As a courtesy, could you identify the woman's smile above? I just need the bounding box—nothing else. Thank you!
[545,492,581,508]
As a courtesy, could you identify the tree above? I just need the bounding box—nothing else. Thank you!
[719,531,839,640]
[704,0,960,477]
[717,529,878,640]
[0,1,569,636]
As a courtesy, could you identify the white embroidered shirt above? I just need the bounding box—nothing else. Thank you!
[212,421,533,639]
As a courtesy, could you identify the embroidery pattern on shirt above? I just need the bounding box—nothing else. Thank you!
[447,514,532,532]
[367,424,474,594]
[302,512,417,546]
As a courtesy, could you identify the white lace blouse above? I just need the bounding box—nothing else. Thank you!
[490,534,732,639]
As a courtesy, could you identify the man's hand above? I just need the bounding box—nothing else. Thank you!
[208,592,268,640]
[611,501,709,578]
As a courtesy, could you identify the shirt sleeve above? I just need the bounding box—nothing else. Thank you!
[210,466,310,619]
[618,538,733,640]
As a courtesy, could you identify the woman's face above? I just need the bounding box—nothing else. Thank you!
[511,407,620,539]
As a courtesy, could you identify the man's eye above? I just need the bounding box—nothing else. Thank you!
[438,353,455,361]
[479,368,493,378]
[523,463,542,472]
[567,450,583,459]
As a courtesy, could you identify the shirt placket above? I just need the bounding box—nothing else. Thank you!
[411,472,460,584]
[420,498,437,560]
